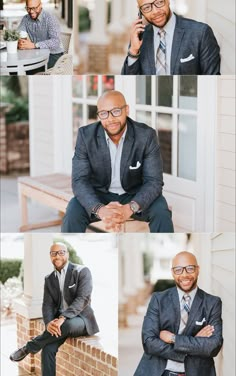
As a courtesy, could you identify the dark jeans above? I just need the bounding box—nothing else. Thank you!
[26,317,87,376]
[61,192,174,233]
[162,371,186,376]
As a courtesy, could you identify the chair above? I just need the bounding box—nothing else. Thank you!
[36,32,73,75]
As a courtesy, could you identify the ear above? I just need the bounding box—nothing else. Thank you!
[126,105,130,116]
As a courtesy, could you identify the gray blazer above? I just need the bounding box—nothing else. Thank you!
[134,287,223,376]
[72,117,163,216]
[122,15,220,75]
[42,263,99,336]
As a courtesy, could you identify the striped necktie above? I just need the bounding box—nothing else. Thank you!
[181,294,191,327]
[156,29,166,75]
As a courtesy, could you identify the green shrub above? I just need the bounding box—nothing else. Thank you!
[5,96,29,124]
[53,238,83,265]
[0,259,22,284]
[79,6,91,32]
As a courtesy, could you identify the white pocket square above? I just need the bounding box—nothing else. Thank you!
[68,283,75,288]
[129,161,141,170]
[180,54,195,63]
[195,317,206,326]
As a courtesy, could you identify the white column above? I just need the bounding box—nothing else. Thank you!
[73,0,80,65]
[107,0,124,34]
[123,0,139,27]
[14,234,53,319]
[89,0,109,44]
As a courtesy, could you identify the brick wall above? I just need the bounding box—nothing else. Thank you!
[16,314,118,376]
[88,45,109,74]
[0,120,29,174]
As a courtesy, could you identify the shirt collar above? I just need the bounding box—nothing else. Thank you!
[177,286,198,304]
[54,261,69,276]
[104,125,127,145]
[153,11,176,36]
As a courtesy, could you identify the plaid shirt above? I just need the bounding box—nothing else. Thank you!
[18,9,64,54]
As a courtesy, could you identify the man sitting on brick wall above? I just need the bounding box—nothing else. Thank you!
[10,242,99,376]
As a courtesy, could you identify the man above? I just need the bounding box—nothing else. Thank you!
[122,0,220,75]
[10,242,99,376]
[17,0,64,69]
[62,90,173,233]
[134,251,223,376]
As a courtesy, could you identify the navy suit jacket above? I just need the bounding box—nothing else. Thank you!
[42,263,99,336]
[134,287,223,376]
[72,117,163,216]
[122,15,220,75]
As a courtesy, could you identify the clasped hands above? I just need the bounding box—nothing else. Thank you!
[160,325,215,344]
[46,317,65,337]
[98,201,133,232]
[18,38,36,50]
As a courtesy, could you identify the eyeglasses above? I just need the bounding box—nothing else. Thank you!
[140,0,166,13]
[97,105,127,120]
[25,3,41,12]
[172,265,198,275]
[50,250,66,257]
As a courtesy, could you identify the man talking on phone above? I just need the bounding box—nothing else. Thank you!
[121,0,220,75]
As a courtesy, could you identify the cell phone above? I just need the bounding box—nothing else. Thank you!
[138,10,144,41]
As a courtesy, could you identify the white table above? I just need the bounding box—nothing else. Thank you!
[0,48,50,75]
[0,9,26,29]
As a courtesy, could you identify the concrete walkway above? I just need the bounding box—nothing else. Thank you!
[119,308,146,376]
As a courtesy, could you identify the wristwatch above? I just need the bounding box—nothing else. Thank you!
[59,315,66,321]
[129,201,140,214]
[170,334,176,343]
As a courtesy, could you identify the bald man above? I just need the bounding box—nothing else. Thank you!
[10,242,99,376]
[134,251,223,376]
[122,0,220,75]
[17,0,64,69]
[62,90,174,233]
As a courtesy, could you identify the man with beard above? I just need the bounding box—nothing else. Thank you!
[62,90,173,233]
[134,251,223,376]
[122,0,220,75]
[17,0,64,69]
[10,242,99,376]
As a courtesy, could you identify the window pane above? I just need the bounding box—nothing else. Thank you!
[88,105,97,123]
[178,76,197,110]
[178,115,197,181]
[156,76,173,107]
[136,76,151,105]
[73,103,83,147]
[86,76,98,97]
[156,113,172,174]
[136,111,152,127]
[72,76,83,97]
[102,75,115,92]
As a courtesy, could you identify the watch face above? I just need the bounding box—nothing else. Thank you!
[130,201,139,213]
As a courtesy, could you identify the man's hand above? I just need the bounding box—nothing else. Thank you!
[129,18,145,55]
[195,325,215,337]
[46,318,64,337]
[160,330,175,344]
[18,39,36,50]
[98,202,123,232]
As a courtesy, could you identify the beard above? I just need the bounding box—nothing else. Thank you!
[104,121,126,138]
[147,8,171,28]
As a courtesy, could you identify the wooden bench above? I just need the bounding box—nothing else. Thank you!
[18,173,149,232]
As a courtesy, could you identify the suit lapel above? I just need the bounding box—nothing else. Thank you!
[184,288,203,333]
[144,25,156,74]
[97,124,112,185]
[171,287,181,333]
[120,120,134,181]
[171,15,185,74]
[50,272,60,303]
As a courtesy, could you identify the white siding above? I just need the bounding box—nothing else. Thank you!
[29,76,73,177]
[215,76,236,231]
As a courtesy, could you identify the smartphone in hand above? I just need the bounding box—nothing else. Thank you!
[138,11,144,41]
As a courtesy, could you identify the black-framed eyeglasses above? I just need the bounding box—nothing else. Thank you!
[25,2,41,12]
[140,0,166,14]
[97,105,127,120]
[172,265,198,275]
[50,250,66,257]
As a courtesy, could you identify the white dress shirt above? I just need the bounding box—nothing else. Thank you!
[55,262,69,311]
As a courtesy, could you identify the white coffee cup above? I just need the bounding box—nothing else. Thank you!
[20,31,28,39]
